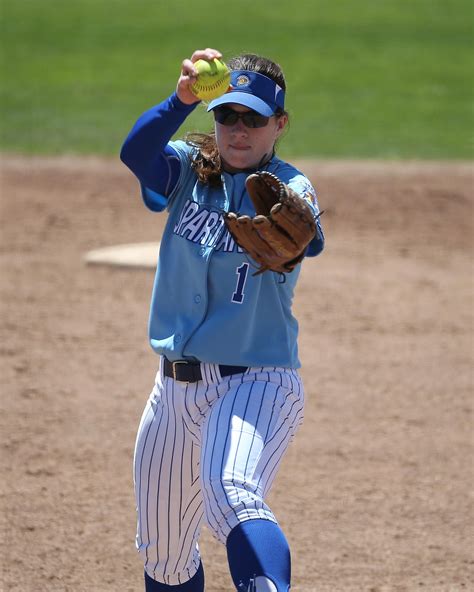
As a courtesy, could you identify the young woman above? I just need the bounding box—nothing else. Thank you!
[120,47,324,592]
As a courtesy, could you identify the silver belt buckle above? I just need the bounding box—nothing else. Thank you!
[172,360,188,381]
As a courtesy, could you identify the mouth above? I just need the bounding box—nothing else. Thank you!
[229,145,251,151]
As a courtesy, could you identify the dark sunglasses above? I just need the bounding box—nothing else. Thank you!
[213,106,271,129]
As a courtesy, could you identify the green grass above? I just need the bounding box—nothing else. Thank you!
[1,0,473,158]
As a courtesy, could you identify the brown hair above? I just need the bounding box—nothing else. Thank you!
[185,54,288,187]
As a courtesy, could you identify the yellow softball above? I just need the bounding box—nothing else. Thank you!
[191,58,231,102]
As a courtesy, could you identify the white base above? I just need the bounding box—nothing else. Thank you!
[84,242,161,269]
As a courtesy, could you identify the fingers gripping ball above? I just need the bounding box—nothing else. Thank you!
[191,58,231,101]
[225,172,318,275]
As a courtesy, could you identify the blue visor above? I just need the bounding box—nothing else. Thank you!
[207,70,285,116]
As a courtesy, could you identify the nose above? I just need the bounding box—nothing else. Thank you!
[230,118,248,134]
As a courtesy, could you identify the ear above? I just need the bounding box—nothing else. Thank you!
[275,113,288,138]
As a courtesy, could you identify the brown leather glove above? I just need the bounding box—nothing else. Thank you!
[224,171,317,274]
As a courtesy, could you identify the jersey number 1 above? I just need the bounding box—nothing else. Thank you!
[232,263,249,304]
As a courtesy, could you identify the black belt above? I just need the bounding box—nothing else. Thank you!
[163,357,248,383]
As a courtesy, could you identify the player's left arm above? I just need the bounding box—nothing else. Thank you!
[287,176,325,257]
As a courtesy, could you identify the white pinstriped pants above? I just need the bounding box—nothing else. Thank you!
[133,358,305,586]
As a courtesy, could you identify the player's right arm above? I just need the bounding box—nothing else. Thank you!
[119,93,196,196]
[120,48,223,197]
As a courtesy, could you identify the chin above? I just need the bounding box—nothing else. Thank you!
[224,154,257,171]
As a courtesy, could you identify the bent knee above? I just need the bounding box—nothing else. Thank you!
[202,478,275,542]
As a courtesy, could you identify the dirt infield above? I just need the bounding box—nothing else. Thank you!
[1,156,472,592]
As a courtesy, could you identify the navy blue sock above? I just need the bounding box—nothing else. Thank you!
[144,562,204,591]
[226,519,291,591]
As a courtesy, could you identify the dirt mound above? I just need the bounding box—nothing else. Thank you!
[1,156,472,591]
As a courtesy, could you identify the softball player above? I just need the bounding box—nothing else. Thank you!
[120,48,324,591]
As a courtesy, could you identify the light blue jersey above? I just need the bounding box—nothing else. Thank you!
[141,140,323,368]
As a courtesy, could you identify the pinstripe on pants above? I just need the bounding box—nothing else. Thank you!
[133,358,305,585]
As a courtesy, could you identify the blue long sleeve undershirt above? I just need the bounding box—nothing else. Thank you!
[120,92,198,196]
[120,93,325,258]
